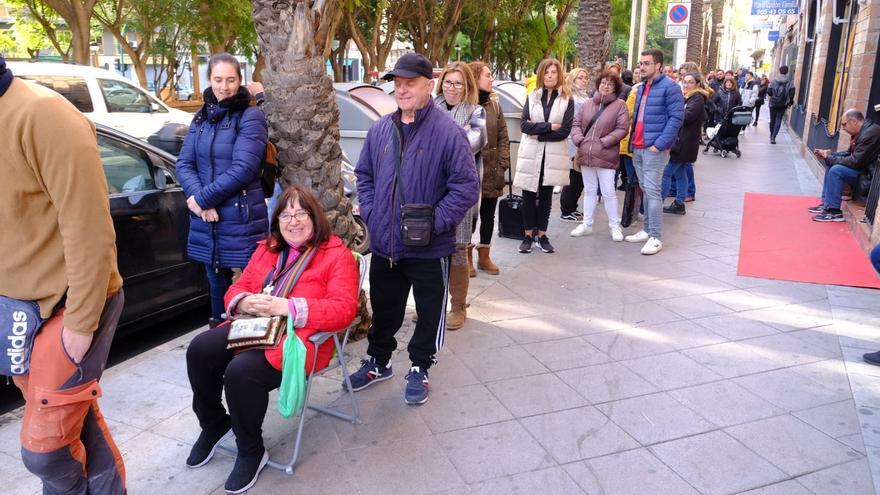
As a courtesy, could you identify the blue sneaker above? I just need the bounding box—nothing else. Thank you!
[346,357,393,391]
[404,366,429,405]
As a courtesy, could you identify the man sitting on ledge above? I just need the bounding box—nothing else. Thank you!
[808,109,880,222]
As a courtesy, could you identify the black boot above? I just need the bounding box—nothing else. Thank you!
[663,200,686,215]
[225,448,269,493]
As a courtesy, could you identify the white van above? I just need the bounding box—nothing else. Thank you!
[8,61,194,140]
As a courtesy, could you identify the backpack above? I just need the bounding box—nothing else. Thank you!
[260,141,280,198]
[769,80,790,109]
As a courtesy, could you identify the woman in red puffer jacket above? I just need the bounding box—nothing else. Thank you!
[185,185,358,493]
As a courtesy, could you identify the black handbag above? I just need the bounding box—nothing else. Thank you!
[621,183,643,228]
[498,164,526,240]
[392,125,435,247]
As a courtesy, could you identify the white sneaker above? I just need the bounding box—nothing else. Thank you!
[625,230,649,243]
[610,226,624,242]
[641,237,663,255]
[570,224,592,237]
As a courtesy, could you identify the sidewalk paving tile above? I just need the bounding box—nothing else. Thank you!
[795,459,875,495]
[725,415,862,476]
[660,294,739,320]
[416,383,512,434]
[331,397,433,450]
[792,400,861,439]
[519,406,639,463]
[649,430,788,494]
[692,313,781,341]
[556,362,658,404]
[343,437,464,495]
[734,366,853,412]
[640,320,729,351]
[462,466,585,495]
[442,318,515,353]
[492,314,583,344]
[563,448,699,495]
[583,327,678,361]
[0,451,42,495]
[621,351,723,390]
[523,336,611,371]
[669,380,784,428]
[98,371,193,430]
[455,345,547,382]
[738,480,814,495]
[857,406,880,448]
[596,392,715,445]
[436,420,553,483]
[486,372,587,417]
[244,451,359,495]
[683,341,788,378]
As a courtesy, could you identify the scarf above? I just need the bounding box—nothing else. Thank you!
[195,86,252,124]
[0,56,13,98]
[434,94,476,128]
[478,89,491,106]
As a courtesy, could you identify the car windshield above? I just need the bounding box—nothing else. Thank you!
[99,79,166,114]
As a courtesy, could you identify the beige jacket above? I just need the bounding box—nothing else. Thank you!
[514,89,572,192]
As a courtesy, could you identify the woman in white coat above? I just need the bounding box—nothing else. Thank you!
[514,58,574,254]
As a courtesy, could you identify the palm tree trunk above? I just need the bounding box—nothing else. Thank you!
[685,0,704,67]
[706,0,723,71]
[577,0,611,93]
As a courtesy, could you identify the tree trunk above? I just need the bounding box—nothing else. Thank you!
[706,0,723,71]
[253,52,266,82]
[543,0,577,59]
[577,0,612,92]
[252,0,368,339]
[685,0,703,67]
[42,0,96,64]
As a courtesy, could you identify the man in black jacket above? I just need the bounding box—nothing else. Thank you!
[809,110,880,221]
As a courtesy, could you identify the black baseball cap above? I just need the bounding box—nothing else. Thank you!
[382,53,434,81]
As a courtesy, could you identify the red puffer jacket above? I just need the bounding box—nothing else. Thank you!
[225,235,359,372]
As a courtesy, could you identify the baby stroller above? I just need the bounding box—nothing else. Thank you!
[703,105,753,158]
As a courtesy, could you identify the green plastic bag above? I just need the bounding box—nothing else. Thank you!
[277,316,307,417]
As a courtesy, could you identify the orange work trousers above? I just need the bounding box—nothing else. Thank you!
[12,290,125,495]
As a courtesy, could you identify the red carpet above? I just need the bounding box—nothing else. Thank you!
[737,193,880,289]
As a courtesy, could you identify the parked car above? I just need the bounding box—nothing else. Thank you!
[96,123,209,334]
[9,61,193,140]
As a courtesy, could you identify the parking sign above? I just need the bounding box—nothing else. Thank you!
[665,2,690,39]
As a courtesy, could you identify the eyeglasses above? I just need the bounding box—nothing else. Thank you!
[442,80,464,89]
[278,210,310,223]
[599,80,614,87]
[637,61,657,66]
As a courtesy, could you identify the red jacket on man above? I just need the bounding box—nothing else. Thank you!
[225,235,359,372]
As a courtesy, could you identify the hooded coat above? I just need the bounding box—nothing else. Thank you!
[711,86,743,122]
[671,88,710,164]
[176,87,269,269]
[571,91,629,170]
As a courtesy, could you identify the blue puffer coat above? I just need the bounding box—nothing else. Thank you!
[628,73,685,152]
[176,87,268,269]
[355,102,479,261]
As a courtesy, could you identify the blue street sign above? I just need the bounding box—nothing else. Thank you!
[768,31,780,41]
[751,0,799,15]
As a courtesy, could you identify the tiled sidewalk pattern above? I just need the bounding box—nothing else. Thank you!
[2,124,880,494]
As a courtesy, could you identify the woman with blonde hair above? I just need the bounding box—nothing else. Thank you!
[514,58,574,254]
[467,61,509,277]
[434,61,486,329]
[559,67,590,223]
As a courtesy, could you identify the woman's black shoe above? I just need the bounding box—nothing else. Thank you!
[186,421,233,468]
[518,236,533,253]
[225,449,269,494]
[663,201,686,215]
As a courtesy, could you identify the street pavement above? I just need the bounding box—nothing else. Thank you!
[2,121,880,494]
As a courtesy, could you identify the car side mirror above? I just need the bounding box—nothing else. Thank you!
[154,168,167,189]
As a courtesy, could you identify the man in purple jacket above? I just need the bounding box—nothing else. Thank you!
[350,53,480,405]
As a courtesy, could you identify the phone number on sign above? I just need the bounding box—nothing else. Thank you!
[754,8,798,14]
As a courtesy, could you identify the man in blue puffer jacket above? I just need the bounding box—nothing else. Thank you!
[176,54,269,326]
[351,53,480,405]
[625,48,685,255]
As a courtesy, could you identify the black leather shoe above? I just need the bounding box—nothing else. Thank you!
[186,420,233,468]
[663,201,686,215]
[225,449,269,493]
[864,351,880,366]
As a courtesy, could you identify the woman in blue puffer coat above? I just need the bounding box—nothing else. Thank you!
[176,53,269,326]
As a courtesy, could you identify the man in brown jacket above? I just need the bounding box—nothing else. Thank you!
[0,55,127,493]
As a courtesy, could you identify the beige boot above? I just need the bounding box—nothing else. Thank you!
[476,244,500,275]
[446,263,469,330]
[466,244,476,278]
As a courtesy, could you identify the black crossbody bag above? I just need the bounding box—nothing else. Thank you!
[391,124,435,247]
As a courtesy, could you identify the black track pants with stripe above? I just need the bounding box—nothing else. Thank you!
[367,255,450,370]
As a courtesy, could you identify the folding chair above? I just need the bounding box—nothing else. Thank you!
[219,251,368,475]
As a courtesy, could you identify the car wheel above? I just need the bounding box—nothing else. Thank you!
[352,215,371,255]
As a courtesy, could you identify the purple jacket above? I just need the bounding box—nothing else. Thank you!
[355,102,479,261]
